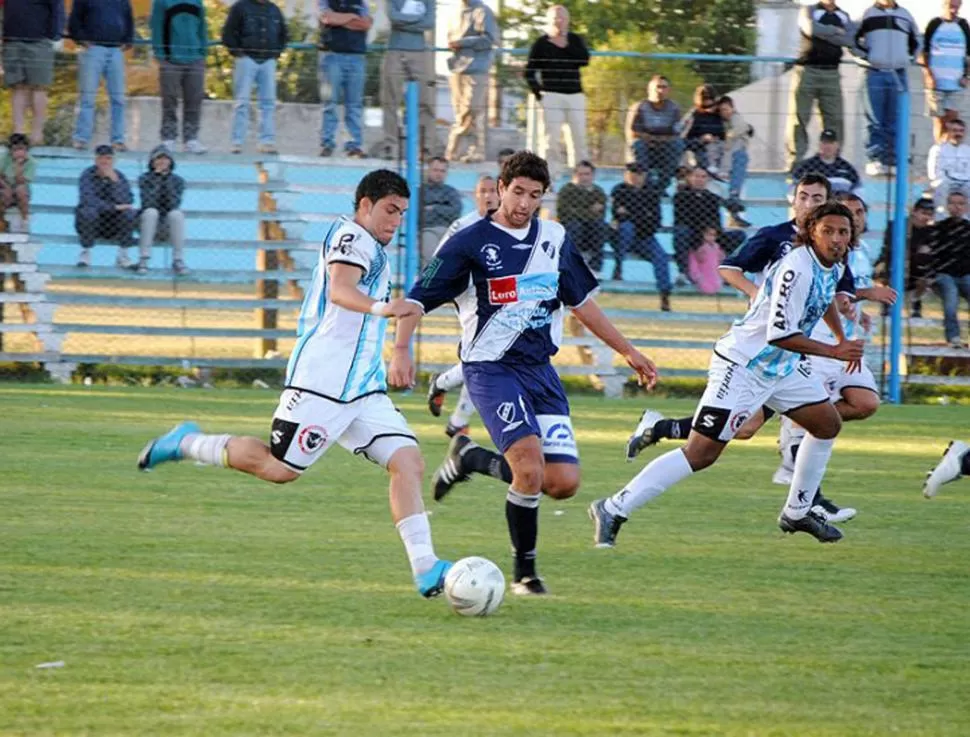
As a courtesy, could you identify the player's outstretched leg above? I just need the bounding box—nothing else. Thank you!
[625,409,668,461]
[431,433,512,501]
[427,364,465,418]
[445,385,477,438]
[923,440,970,498]
[776,423,856,522]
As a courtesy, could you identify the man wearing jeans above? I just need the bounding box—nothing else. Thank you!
[557,161,610,274]
[222,0,288,154]
[931,189,970,348]
[854,0,921,176]
[318,0,371,158]
[151,0,209,154]
[68,0,134,151]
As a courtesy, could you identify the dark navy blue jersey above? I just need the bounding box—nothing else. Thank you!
[407,215,599,366]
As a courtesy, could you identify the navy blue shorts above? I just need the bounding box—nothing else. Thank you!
[463,361,578,464]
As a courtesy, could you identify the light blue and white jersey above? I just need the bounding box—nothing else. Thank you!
[715,246,843,380]
[285,216,391,402]
[811,239,874,343]
[925,18,970,92]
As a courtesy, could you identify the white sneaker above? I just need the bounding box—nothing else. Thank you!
[115,249,132,269]
[162,139,177,152]
[625,409,665,462]
[76,248,91,267]
[923,440,968,498]
[865,161,888,177]
[772,465,794,486]
[184,139,208,155]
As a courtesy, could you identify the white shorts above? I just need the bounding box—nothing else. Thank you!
[811,355,879,401]
[693,353,830,443]
[269,389,417,472]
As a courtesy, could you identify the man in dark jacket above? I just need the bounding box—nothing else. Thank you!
[2,0,64,146]
[151,0,209,154]
[69,0,134,150]
[556,160,609,273]
[222,0,288,154]
[75,144,135,268]
[137,145,188,276]
[672,166,745,278]
[930,189,970,347]
[419,156,462,263]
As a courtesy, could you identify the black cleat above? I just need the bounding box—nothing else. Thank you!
[812,490,857,523]
[427,373,447,417]
[510,576,547,596]
[588,498,627,548]
[431,433,473,501]
[444,421,469,438]
[778,510,843,543]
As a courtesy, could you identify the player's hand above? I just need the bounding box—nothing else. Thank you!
[388,347,415,389]
[867,284,898,305]
[624,349,658,390]
[832,339,865,363]
[383,298,421,320]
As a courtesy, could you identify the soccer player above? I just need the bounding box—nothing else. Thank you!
[136,170,454,599]
[390,151,657,594]
[427,174,501,437]
[589,202,865,547]
[924,440,970,497]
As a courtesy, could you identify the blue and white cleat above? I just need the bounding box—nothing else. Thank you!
[626,409,665,462]
[923,440,968,498]
[137,421,201,471]
[415,559,453,598]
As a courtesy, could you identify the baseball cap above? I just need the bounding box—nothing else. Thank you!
[913,196,935,211]
[820,129,839,142]
[94,144,114,156]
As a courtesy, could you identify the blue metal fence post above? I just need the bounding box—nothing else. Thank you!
[404,81,421,292]
[888,88,910,404]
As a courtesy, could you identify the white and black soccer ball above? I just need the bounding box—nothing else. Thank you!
[443,557,505,617]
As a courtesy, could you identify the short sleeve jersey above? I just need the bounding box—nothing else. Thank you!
[811,239,875,344]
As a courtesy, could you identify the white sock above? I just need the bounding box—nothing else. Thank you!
[783,434,835,519]
[784,424,807,471]
[449,385,477,428]
[179,433,231,466]
[437,364,465,391]
[606,449,694,518]
[396,513,437,576]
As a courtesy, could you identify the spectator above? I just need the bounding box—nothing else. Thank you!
[2,0,63,146]
[687,226,726,295]
[930,189,970,347]
[151,0,209,155]
[786,0,853,169]
[626,75,683,193]
[919,0,970,143]
[444,0,499,164]
[611,162,671,310]
[855,0,921,176]
[878,195,936,317]
[0,133,36,233]
[556,160,610,273]
[928,117,970,212]
[525,5,590,184]
[376,0,437,160]
[74,144,135,269]
[673,166,745,280]
[680,84,725,172]
[497,147,515,170]
[68,0,134,151]
[222,0,288,155]
[790,128,863,196]
[717,95,753,227]
[318,0,372,159]
[420,157,462,263]
[137,145,189,276]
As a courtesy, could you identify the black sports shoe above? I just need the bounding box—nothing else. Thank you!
[778,510,843,543]
[427,373,447,417]
[588,498,627,548]
[444,421,468,438]
[431,433,472,501]
[510,576,547,596]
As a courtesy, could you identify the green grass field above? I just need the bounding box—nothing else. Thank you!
[2,384,969,736]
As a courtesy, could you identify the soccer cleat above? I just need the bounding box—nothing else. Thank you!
[444,421,469,438]
[778,510,843,543]
[427,373,447,417]
[588,498,627,548]
[923,440,968,498]
[137,421,201,471]
[812,491,857,523]
[510,576,547,596]
[431,434,472,501]
[414,559,453,598]
[772,465,794,486]
[626,409,665,461]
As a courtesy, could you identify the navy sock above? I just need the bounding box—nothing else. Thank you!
[655,417,692,440]
[462,444,513,483]
[506,490,539,581]
[961,450,970,476]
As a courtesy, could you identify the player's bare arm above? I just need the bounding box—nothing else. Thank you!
[718,266,759,300]
[328,263,420,318]
[389,313,423,388]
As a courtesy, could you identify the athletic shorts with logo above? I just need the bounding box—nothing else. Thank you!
[463,361,579,463]
[693,353,830,443]
[810,354,879,400]
[269,389,417,472]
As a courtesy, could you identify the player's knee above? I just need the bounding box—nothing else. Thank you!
[849,394,880,420]
[387,446,425,482]
[813,414,842,440]
[512,462,544,494]
[543,469,580,500]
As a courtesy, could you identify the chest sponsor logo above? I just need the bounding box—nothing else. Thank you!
[487,273,559,305]
[488,275,519,304]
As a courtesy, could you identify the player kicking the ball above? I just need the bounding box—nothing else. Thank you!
[137,170,453,599]
[589,202,865,547]
[391,151,657,595]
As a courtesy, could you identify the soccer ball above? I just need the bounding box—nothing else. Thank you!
[444,556,505,617]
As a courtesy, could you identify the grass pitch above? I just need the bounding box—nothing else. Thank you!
[1,385,969,736]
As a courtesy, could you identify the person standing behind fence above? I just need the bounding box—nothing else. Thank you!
[419,156,462,264]
[919,1,970,144]
[137,145,189,276]
[786,0,853,170]
[74,144,135,269]
[377,0,438,160]
[151,0,209,155]
[854,0,921,177]
[68,0,134,152]
[556,161,609,274]
[525,5,589,185]
[318,0,372,159]
[444,0,499,164]
[2,0,63,147]
[626,76,683,194]
[222,0,288,155]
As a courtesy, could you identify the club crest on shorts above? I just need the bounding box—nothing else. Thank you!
[729,411,750,434]
[497,397,527,433]
[297,425,328,454]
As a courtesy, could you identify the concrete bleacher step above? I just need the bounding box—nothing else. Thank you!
[30,204,308,222]
[45,266,313,284]
[31,174,291,193]
[53,293,302,310]
[0,292,46,304]
[37,234,316,252]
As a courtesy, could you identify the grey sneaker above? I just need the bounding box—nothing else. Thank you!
[431,433,472,501]
[588,498,627,548]
[172,260,190,276]
[778,510,843,543]
[76,248,91,267]
[134,258,149,275]
[115,249,132,269]
[923,440,968,498]
[626,409,665,461]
